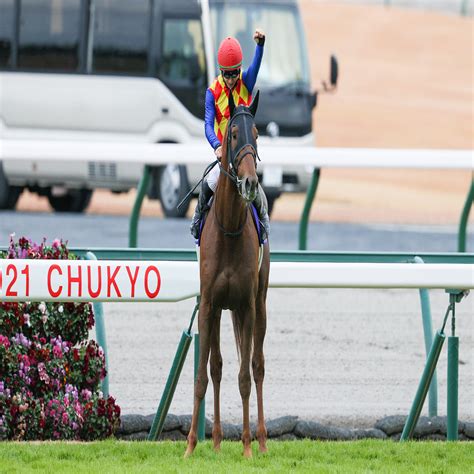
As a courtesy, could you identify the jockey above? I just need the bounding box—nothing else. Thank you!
[190,29,270,241]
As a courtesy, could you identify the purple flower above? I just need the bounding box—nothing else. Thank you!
[12,333,31,348]
[80,389,92,401]
[18,248,28,259]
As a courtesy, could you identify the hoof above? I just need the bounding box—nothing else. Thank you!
[184,443,196,458]
[243,446,253,458]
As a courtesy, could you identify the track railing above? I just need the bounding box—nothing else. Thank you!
[1,140,472,251]
[1,249,472,441]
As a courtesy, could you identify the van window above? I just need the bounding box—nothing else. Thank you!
[160,18,205,84]
[158,17,207,118]
[18,0,82,71]
[92,0,150,75]
[0,0,15,68]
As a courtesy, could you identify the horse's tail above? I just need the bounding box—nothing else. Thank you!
[230,311,253,363]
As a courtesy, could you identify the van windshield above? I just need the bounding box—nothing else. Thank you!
[210,2,310,89]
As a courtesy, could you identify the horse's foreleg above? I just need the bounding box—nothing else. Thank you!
[184,300,213,458]
[210,313,223,451]
[237,307,255,458]
[253,297,268,453]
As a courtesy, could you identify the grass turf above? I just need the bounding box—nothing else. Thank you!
[0,439,471,473]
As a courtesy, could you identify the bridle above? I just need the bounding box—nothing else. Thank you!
[215,107,260,237]
[218,109,260,195]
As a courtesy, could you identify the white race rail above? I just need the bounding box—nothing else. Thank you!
[1,139,472,169]
[0,259,472,302]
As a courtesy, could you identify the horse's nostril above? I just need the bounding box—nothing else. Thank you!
[250,178,257,195]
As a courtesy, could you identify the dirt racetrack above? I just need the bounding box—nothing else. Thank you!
[16,3,473,225]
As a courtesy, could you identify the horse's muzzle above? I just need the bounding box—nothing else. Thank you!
[239,176,258,202]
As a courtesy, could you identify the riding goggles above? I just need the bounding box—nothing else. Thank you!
[221,69,240,79]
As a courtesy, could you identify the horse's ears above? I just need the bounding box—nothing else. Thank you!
[248,90,259,117]
[228,91,236,117]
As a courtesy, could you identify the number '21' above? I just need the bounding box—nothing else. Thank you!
[5,264,30,297]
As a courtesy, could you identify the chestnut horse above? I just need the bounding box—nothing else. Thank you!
[185,91,270,458]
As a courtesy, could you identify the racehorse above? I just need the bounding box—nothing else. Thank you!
[184,91,270,458]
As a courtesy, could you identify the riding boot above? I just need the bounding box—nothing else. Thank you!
[190,179,214,239]
[254,185,270,242]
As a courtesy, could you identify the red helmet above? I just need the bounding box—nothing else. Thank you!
[217,37,243,71]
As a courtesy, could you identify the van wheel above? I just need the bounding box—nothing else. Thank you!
[47,189,93,213]
[0,162,22,210]
[158,164,190,218]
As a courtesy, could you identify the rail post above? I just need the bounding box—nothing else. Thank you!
[447,335,459,440]
[400,330,445,441]
[129,165,151,248]
[148,298,200,441]
[85,252,109,397]
[401,290,467,441]
[457,175,474,252]
[298,168,321,250]
[413,256,437,416]
[446,290,460,440]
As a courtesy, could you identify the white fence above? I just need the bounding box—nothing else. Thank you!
[1,139,472,170]
[1,259,472,303]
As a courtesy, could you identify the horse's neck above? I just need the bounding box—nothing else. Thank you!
[215,159,247,233]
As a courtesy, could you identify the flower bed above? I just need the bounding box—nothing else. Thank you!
[0,236,120,441]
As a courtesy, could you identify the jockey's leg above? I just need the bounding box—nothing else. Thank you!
[190,165,219,239]
[190,179,213,239]
[254,184,270,241]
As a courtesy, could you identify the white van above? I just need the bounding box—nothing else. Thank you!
[0,0,337,215]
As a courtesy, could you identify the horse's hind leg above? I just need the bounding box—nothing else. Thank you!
[253,295,268,453]
[184,298,213,457]
[210,312,223,451]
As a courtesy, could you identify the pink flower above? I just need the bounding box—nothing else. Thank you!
[53,346,63,358]
[0,335,10,349]
[80,389,92,401]
[38,362,50,384]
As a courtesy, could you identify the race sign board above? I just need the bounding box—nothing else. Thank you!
[0,260,200,302]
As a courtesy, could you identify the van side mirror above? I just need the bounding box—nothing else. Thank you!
[330,54,338,87]
[314,54,338,96]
